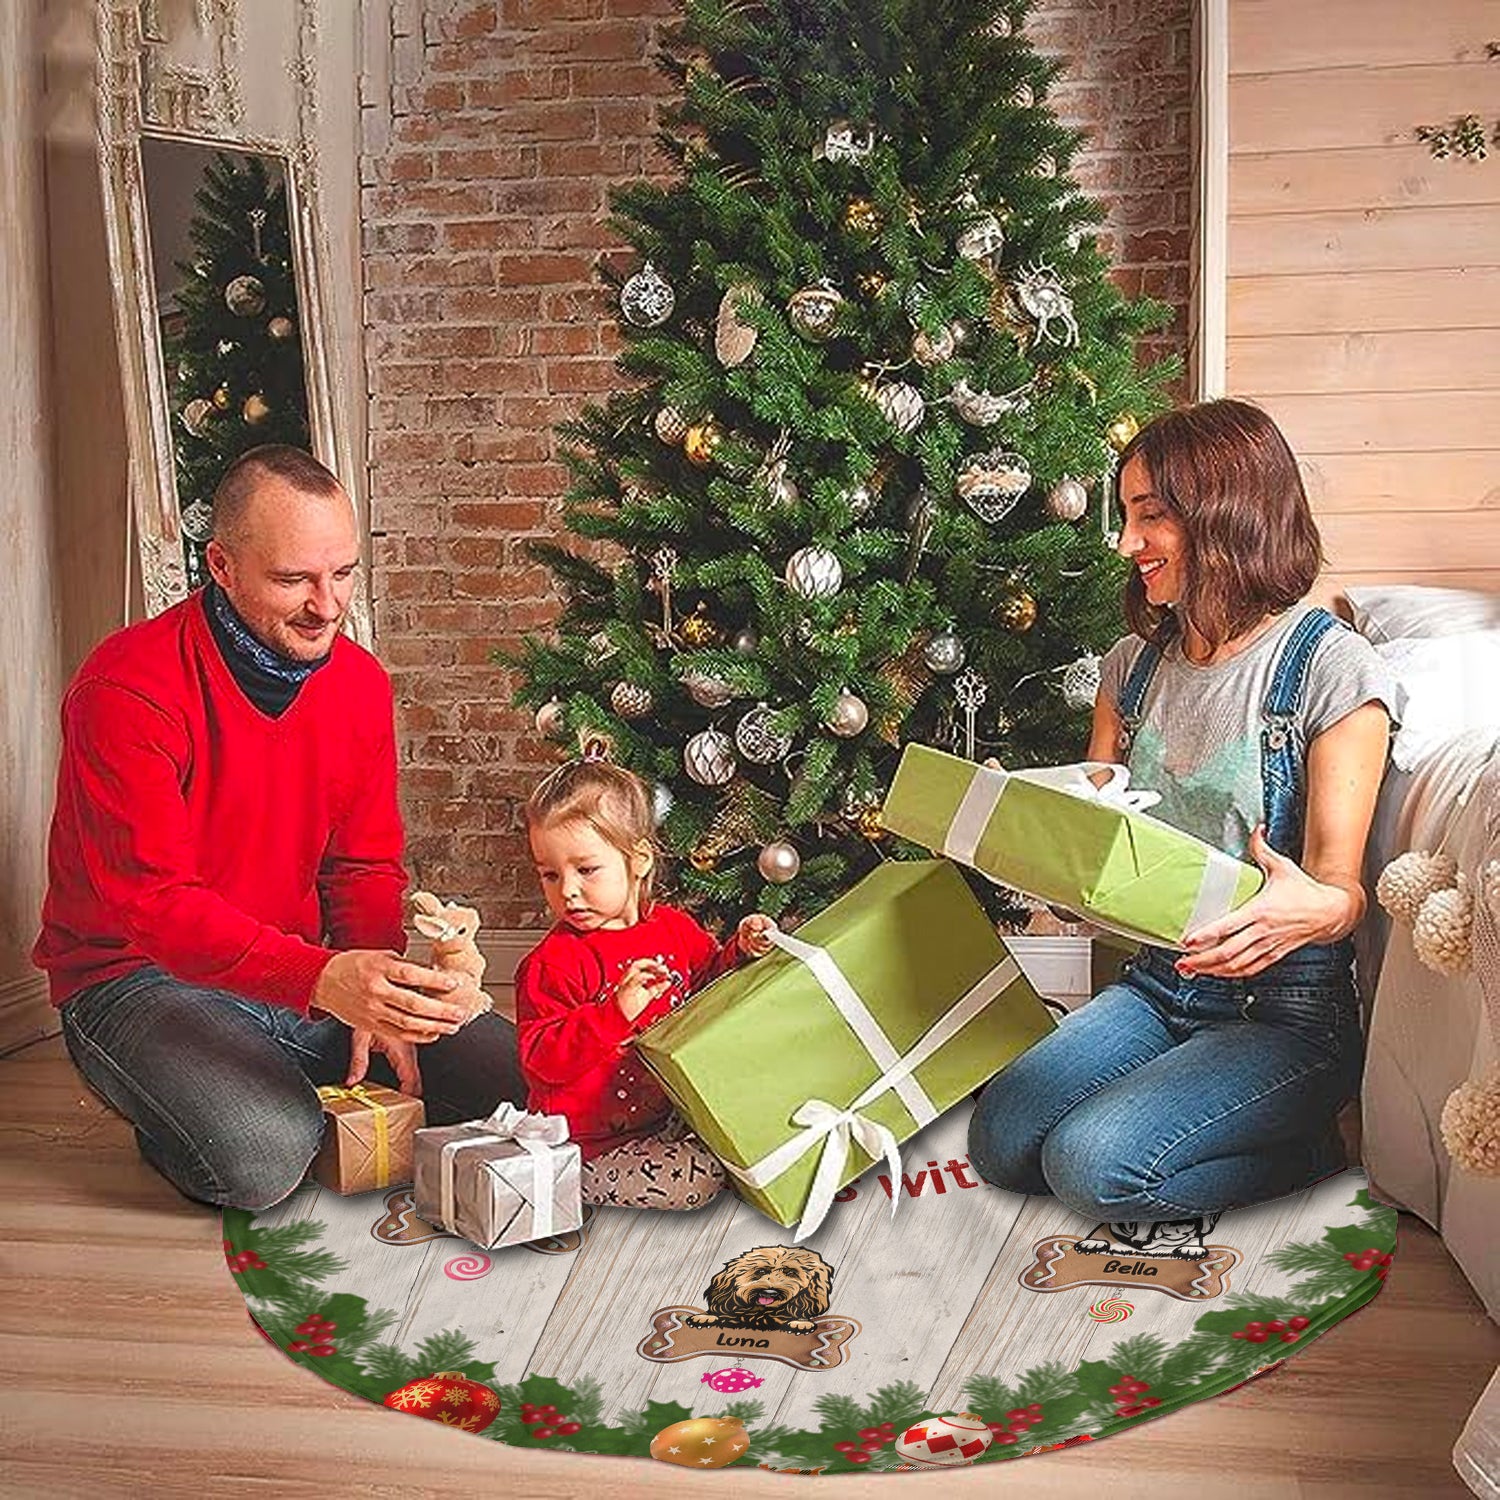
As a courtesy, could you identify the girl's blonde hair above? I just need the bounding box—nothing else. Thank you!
[523,754,660,915]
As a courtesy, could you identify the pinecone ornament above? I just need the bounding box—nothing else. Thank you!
[1441,1068,1500,1176]
[1376,850,1458,925]
[1412,876,1473,976]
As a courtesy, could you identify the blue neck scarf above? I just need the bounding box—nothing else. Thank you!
[204,581,329,716]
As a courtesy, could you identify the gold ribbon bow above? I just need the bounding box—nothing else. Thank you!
[318,1084,393,1188]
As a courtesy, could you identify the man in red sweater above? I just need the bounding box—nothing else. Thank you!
[34,446,523,1209]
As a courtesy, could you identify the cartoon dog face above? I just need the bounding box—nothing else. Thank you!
[684,1245,834,1332]
[1075,1213,1222,1260]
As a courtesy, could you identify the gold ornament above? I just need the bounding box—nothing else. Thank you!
[224,274,266,316]
[242,392,271,425]
[857,804,886,840]
[689,846,718,872]
[844,196,881,234]
[267,315,296,341]
[212,384,232,410]
[787,282,844,342]
[679,601,723,648]
[650,1416,751,1469]
[683,418,723,467]
[856,270,891,299]
[998,584,1038,633]
[1107,412,1141,453]
[911,324,957,367]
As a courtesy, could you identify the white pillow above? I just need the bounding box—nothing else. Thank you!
[1345,584,1500,643]
[1376,632,1500,770]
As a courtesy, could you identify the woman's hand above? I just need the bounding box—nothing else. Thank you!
[1176,825,1358,979]
[738,913,780,958]
[614,957,673,1021]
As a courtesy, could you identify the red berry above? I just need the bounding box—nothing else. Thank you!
[222,1239,234,1252]
[521,1404,536,1417]
[1026,1404,1043,1417]
[858,1427,882,1439]
[1265,1321,1285,1332]
[863,1437,884,1451]
[1288,1316,1310,1331]
[288,1341,309,1352]
[833,1442,858,1454]
[1118,1404,1143,1418]
[1007,1408,1032,1423]
[1245,1322,1264,1333]
[988,1423,1008,1434]
[1280,1332,1300,1343]
[317,1321,335,1333]
[532,1427,554,1440]
[1140,1398,1161,1409]
[994,1432,1019,1445]
[296,1323,319,1337]
[1246,1330,1269,1343]
[878,1422,896,1434]
[1108,1383,1128,1397]
[557,1422,582,1436]
[846,1451,870,1464]
[309,1344,336,1357]
[1231,1331,1245,1339]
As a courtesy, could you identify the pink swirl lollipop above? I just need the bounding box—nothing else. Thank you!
[443,1252,493,1281]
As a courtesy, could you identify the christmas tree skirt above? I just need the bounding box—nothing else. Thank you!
[224,1105,1395,1473]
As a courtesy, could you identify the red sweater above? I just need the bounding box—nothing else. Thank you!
[33,592,407,1011]
[515,904,741,1158]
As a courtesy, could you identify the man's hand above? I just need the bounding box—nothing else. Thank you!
[312,949,470,1046]
[737,913,779,958]
[615,957,673,1022]
[346,1028,422,1097]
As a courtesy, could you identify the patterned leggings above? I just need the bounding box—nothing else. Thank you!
[581,1115,728,1211]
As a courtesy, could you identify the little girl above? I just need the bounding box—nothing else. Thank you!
[515,750,777,1211]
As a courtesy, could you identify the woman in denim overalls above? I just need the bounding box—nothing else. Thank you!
[969,400,1394,1224]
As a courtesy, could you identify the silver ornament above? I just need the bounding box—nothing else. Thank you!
[958,448,1033,523]
[757,432,799,508]
[714,283,762,366]
[181,398,214,437]
[923,630,966,675]
[787,282,844,342]
[684,727,736,786]
[1061,653,1102,710]
[817,119,876,162]
[224,274,266,316]
[179,499,215,542]
[534,700,565,738]
[826,690,869,737]
[654,406,689,444]
[948,377,1033,427]
[735,704,792,764]
[785,545,843,599]
[1046,476,1090,522]
[683,670,734,709]
[872,380,925,435]
[731,626,759,655]
[651,782,674,825]
[619,260,676,328]
[757,839,801,883]
[911,325,957,367]
[987,12,1013,36]
[842,480,877,519]
[956,212,1006,270]
[1014,261,1080,345]
[610,681,654,718]
[587,629,618,664]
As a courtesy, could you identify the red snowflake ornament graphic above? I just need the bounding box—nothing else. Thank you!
[382,1371,501,1433]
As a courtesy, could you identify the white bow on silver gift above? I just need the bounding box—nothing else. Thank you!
[440,1102,570,1241]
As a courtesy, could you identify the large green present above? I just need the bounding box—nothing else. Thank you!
[884,745,1264,949]
[635,859,1054,1239]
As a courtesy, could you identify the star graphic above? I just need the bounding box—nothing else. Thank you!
[667,1445,681,1454]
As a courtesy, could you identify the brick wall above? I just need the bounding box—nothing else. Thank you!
[362,0,1193,930]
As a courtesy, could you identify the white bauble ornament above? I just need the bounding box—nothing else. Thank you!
[1061,652,1102,710]
[825,690,869,737]
[267,314,296,341]
[735,704,792,764]
[224,274,266,316]
[179,500,215,543]
[785,546,843,599]
[1376,850,1458,925]
[619,261,675,328]
[1046,475,1090,522]
[534,700,565,738]
[872,380,925,435]
[610,681,653,719]
[182,397,214,437]
[756,839,801,883]
[818,118,876,162]
[957,448,1033,523]
[956,212,1006,269]
[683,671,734,709]
[1413,878,1474,977]
[587,630,618,665]
[894,1412,993,1468]
[731,626,759,656]
[923,630,966,675]
[684,728,736,786]
[654,406,689,445]
[651,782,674,825]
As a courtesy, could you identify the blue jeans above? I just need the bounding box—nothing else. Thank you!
[969,943,1364,1221]
[60,965,525,1211]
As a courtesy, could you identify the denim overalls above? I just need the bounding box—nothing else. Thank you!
[968,609,1366,1222]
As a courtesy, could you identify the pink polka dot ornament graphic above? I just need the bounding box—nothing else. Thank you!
[701,1367,765,1394]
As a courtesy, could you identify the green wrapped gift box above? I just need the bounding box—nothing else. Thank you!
[884,744,1264,950]
[635,859,1054,1237]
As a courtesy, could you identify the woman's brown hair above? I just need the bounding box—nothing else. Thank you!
[1116,399,1324,651]
[523,755,660,915]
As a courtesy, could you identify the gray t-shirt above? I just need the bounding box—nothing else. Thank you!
[1098,605,1399,859]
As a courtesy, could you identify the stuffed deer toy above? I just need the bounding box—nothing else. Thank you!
[411,891,490,1018]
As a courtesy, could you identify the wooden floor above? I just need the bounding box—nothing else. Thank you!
[2,1033,1496,1499]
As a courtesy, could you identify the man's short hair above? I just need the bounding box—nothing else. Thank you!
[210,445,345,545]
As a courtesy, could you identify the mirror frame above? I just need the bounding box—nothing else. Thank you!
[96,0,370,642]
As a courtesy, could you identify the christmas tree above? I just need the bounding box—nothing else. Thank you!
[163,152,311,585]
[510,0,1176,927]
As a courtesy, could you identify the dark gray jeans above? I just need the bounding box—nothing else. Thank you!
[60,965,525,1210]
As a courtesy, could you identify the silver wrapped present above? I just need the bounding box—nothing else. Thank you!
[413,1103,582,1249]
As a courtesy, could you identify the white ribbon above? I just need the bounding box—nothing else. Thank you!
[439,1102,569,1243]
[723,933,1020,1242]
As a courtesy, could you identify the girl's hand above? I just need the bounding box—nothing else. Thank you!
[738,913,780,959]
[614,957,673,1021]
[1176,825,1355,979]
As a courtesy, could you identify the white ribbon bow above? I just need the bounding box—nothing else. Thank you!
[1011,760,1162,813]
[440,1102,570,1243]
[790,1100,905,1241]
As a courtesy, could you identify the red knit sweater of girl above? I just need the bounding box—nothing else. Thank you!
[515,904,741,1158]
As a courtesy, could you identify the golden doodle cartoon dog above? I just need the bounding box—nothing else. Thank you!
[685,1245,834,1334]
